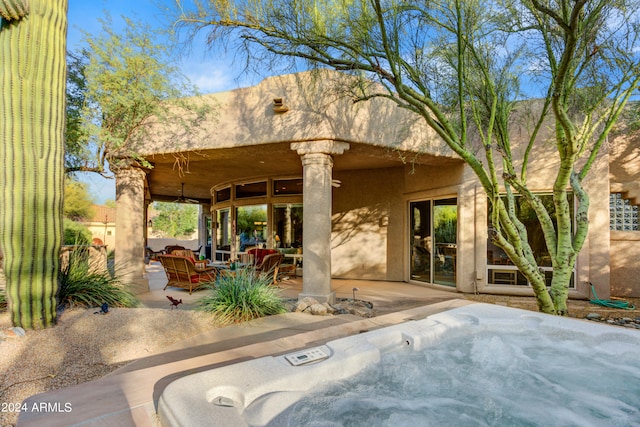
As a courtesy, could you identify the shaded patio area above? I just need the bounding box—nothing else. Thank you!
[140,260,458,315]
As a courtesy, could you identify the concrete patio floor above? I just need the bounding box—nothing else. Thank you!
[138,261,459,314]
[17,263,468,427]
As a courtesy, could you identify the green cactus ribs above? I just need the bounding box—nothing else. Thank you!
[0,0,29,21]
[1,0,66,328]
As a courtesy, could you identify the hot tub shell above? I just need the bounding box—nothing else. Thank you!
[157,303,640,427]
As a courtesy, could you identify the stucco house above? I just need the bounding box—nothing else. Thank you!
[110,70,640,300]
[81,204,116,249]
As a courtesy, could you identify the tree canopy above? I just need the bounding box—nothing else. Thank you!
[65,13,215,176]
[63,178,94,221]
[151,202,198,238]
[175,0,640,314]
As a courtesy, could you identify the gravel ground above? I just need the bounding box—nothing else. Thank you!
[0,307,219,427]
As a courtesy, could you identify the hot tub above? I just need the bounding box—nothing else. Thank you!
[157,303,640,426]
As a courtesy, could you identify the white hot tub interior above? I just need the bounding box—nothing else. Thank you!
[158,303,640,427]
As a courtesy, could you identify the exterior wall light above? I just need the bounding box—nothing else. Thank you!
[273,98,289,113]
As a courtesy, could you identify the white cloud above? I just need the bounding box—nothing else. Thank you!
[180,57,257,94]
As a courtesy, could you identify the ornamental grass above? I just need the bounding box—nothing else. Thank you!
[198,266,286,324]
[57,248,139,309]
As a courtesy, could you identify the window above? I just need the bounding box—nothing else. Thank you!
[205,216,212,246]
[215,208,231,260]
[236,205,268,251]
[610,193,639,231]
[235,181,267,199]
[274,178,303,196]
[487,194,575,288]
[273,204,303,248]
[215,187,231,203]
[410,198,457,287]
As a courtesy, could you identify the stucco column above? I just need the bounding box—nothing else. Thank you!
[292,141,350,303]
[114,165,149,294]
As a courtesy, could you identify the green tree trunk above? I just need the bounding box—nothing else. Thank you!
[0,0,67,329]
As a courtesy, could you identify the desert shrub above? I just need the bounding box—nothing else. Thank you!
[63,218,92,245]
[0,289,6,312]
[198,267,286,323]
[58,248,138,309]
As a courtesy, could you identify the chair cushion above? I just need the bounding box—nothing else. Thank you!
[248,248,278,265]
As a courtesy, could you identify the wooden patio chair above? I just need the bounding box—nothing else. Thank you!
[165,245,186,254]
[255,253,284,285]
[145,246,165,262]
[173,249,196,260]
[158,254,217,294]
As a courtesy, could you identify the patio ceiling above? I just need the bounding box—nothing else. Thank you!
[144,141,461,204]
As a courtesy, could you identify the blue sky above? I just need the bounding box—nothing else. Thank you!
[68,0,254,204]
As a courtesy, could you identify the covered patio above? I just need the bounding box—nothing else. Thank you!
[113,70,464,302]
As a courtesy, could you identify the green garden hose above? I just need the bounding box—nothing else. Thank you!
[590,283,635,310]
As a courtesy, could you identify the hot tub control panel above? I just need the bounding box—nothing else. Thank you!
[285,347,329,366]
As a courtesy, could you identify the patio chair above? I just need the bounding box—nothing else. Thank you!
[255,253,284,285]
[165,245,186,254]
[145,246,165,263]
[158,254,218,294]
[173,249,197,260]
[247,248,278,266]
[238,252,255,266]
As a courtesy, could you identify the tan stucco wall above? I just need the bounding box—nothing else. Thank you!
[330,162,468,282]
[608,127,640,297]
[85,222,116,249]
[610,127,640,202]
[137,70,455,159]
[331,167,406,280]
[610,231,640,297]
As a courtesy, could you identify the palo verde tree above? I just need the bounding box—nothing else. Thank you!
[175,0,640,314]
[67,14,214,177]
[0,0,67,328]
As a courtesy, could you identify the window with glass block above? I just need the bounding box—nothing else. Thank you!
[610,193,639,231]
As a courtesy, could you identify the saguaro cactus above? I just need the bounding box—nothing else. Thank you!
[0,0,67,328]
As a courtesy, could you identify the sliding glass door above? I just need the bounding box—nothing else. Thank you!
[410,200,432,283]
[410,198,457,287]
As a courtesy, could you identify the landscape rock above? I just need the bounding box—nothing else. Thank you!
[310,303,328,316]
[3,327,26,339]
[293,300,310,313]
[322,303,336,314]
[301,297,320,307]
[587,315,640,329]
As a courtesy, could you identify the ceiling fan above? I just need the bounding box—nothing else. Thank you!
[174,183,199,204]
